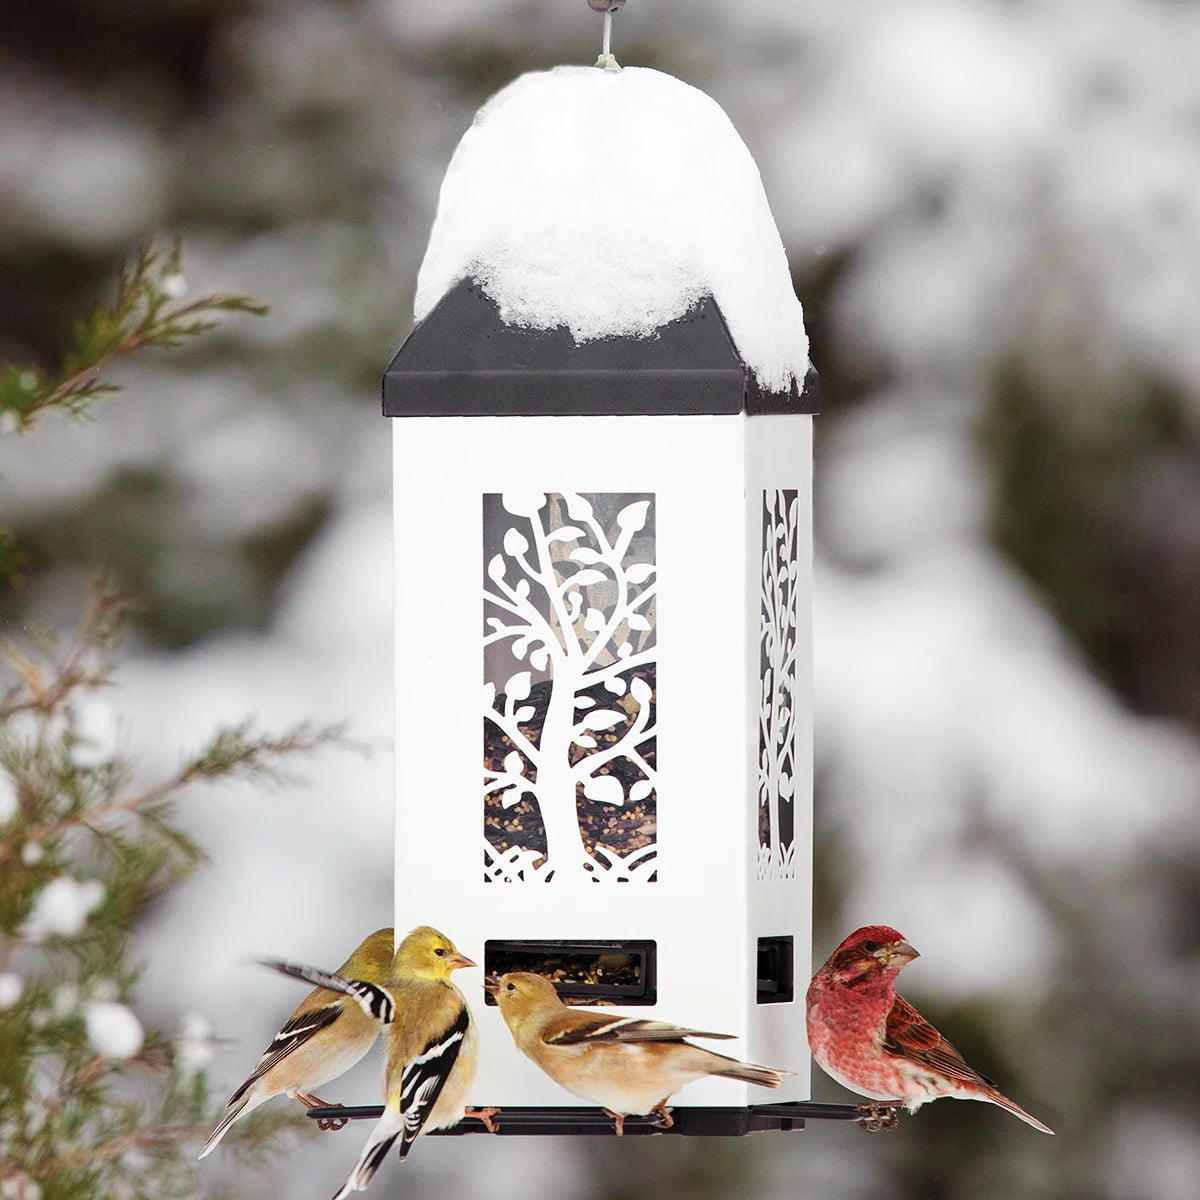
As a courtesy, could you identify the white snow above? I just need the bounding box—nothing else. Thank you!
[21,877,105,943]
[414,65,809,396]
[174,1011,216,1078]
[0,973,22,1010]
[70,699,120,769]
[52,983,79,1018]
[0,770,16,824]
[813,395,1200,994]
[85,1001,145,1059]
[0,74,164,249]
[1,1176,42,1200]
[1105,1106,1200,1200]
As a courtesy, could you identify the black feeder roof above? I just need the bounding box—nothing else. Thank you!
[383,278,819,418]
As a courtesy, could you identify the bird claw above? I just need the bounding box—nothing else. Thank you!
[651,1101,674,1130]
[466,1106,501,1133]
[298,1093,348,1131]
[856,1103,901,1132]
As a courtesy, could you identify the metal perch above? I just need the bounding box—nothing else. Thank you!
[305,1100,885,1136]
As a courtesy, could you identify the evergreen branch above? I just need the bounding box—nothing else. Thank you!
[136,803,207,870]
[0,720,346,865]
[0,581,134,721]
[0,237,320,1197]
[50,1122,217,1170]
[211,1103,311,1165]
[181,719,349,785]
[44,1101,309,1175]
[0,239,267,435]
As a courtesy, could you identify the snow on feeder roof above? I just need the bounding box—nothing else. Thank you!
[412,65,811,402]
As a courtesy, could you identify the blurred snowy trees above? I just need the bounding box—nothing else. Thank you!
[3,1,1200,1198]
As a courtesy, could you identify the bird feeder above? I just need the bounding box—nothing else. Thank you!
[366,7,838,1136]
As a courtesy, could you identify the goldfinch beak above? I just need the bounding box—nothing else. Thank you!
[446,952,476,971]
[482,975,501,994]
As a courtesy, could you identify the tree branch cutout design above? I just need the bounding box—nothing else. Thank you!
[483,493,657,883]
[758,489,799,880]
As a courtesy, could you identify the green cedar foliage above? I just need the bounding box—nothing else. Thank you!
[0,245,338,1198]
[0,241,268,585]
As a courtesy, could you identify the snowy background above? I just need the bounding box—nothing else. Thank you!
[4,1,1200,1197]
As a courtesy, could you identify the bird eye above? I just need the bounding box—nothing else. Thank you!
[506,982,515,992]
[434,948,445,957]
[863,940,878,952]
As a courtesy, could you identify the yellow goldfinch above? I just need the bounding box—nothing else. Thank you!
[199,927,394,1159]
[485,971,790,1134]
[262,926,495,1198]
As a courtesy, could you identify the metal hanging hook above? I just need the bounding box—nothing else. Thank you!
[588,0,625,72]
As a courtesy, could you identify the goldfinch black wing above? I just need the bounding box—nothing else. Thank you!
[257,959,395,1024]
[228,1003,342,1105]
[397,1006,471,1160]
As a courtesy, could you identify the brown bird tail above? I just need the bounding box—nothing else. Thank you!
[707,1052,789,1090]
[985,1087,1054,1135]
[197,1094,251,1159]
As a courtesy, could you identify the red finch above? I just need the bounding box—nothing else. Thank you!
[806,925,1053,1134]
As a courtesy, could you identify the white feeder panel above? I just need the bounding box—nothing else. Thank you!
[392,411,812,1111]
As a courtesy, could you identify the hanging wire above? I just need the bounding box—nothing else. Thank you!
[588,0,625,71]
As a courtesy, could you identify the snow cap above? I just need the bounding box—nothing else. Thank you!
[414,65,809,397]
[21,876,105,943]
[86,1001,145,1059]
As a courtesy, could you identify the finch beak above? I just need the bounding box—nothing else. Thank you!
[446,952,476,971]
[482,975,501,994]
[883,941,919,967]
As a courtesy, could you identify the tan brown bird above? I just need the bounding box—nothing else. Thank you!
[486,971,789,1134]
[199,927,394,1159]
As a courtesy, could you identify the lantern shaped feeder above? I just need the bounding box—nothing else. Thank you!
[360,25,845,1137]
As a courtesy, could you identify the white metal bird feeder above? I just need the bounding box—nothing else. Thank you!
[316,2,853,1137]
